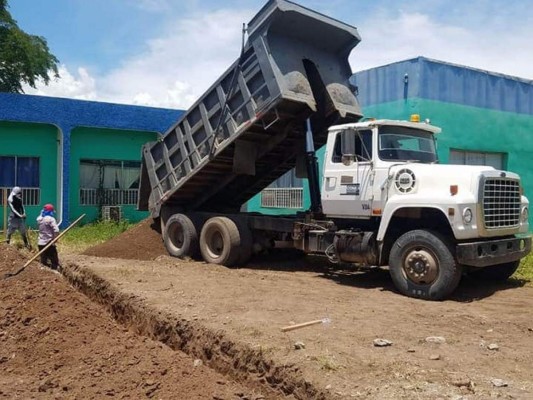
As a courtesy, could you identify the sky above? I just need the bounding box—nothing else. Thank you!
[8,0,533,110]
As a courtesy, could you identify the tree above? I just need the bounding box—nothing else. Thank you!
[0,0,59,93]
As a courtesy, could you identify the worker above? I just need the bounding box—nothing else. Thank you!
[6,186,32,250]
[36,203,61,271]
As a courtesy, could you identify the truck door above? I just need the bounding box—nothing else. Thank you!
[322,129,374,218]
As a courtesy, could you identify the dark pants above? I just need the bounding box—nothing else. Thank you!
[38,244,60,270]
[7,216,30,249]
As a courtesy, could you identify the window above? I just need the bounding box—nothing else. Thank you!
[0,156,40,187]
[332,130,372,163]
[449,150,504,170]
[0,156,40,205]
[79,160,141,206]
[378,127,437,163]
[268,169,302,189]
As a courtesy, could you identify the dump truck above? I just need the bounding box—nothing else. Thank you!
[138,0,531,300]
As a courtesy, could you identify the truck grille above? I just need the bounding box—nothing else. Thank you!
[482,178,521,229]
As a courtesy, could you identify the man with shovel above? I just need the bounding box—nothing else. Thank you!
[36,203,60,271]
[6,186,32,250]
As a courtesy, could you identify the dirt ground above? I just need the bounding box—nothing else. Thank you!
[0,243,271,400]
[2,220,533,399]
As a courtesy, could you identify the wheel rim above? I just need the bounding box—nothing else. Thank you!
[169,223,184,249]
[402,248,439,285]
[206,230,224,259]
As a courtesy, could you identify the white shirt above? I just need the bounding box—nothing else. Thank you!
[36,215,60,245]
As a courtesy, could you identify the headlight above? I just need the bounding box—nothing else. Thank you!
[462,208,473,224]
[521,206,529,223]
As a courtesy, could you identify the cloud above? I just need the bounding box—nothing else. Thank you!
[25,7,253,109]
[24,65,97,101]
[130,81,197,108]
[99,8,253,108]
[353,8,533,80]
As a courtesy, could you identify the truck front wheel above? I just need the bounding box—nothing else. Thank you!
[200,217,241,266]
[468,260,520,281]
[389,230,462,300]
[164,214,199,259]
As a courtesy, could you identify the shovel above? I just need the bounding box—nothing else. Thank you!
[3,214,85,279]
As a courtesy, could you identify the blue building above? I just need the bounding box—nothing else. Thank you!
[0,93,182,226]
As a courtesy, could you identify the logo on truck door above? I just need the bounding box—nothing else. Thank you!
[344,183,360,196]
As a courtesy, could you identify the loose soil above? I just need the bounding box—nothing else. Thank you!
[3,220,533,399]
[0,243,270,400]
[82,219,166,261]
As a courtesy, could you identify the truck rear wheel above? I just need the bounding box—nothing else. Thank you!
[200,217,241,266]
[468,260,520,281]
[389,230,462,300]
[164,214,199,259]
[231,218,253,266]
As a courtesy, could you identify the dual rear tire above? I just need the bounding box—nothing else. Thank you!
[164,214,252,267]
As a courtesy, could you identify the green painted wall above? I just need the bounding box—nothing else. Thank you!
[362,98,533,226]
[0,121,59,229]
[69,127,158,223]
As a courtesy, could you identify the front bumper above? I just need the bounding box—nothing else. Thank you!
[456,236,532,267]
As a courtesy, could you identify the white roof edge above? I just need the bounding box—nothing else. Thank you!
[328,119,442,134]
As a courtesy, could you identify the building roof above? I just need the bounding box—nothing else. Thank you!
[352,56,533,115]
[0,93,183,133]
[2,56,531,134]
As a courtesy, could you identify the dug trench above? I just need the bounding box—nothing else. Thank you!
[62,262,326,400]
[0,244,268,399]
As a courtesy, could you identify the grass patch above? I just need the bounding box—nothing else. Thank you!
[312,355,340,371]
[515,252,533,286]
[57,220,133,254]
[2,220,133,254]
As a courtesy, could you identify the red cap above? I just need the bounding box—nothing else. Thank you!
[44,204,54,211]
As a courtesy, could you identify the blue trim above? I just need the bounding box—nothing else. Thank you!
[0,93,182,132]
[352,57,533,115]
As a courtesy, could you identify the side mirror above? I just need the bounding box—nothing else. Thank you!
[340,129,356,165]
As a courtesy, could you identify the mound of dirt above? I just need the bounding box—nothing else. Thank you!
[0,244,264,399]
[0,243,27,269]
[83,219,167,260]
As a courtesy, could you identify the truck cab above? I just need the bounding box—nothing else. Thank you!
[320,117,531,299]
[322,118,441,219]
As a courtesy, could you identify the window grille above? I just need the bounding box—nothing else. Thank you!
[261,188,303,209]
[79,159,141,206]
[0,187,40,206]
[79,188,138,206]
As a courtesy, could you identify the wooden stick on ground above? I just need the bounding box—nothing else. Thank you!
[3,214,86,279]
[281,318,330,332]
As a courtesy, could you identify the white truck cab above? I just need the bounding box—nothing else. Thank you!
[320,117,531,299]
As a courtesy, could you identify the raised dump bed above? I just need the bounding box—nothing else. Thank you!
[138,0,363,217]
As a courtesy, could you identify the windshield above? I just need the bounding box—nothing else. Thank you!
[378,126,437,163]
